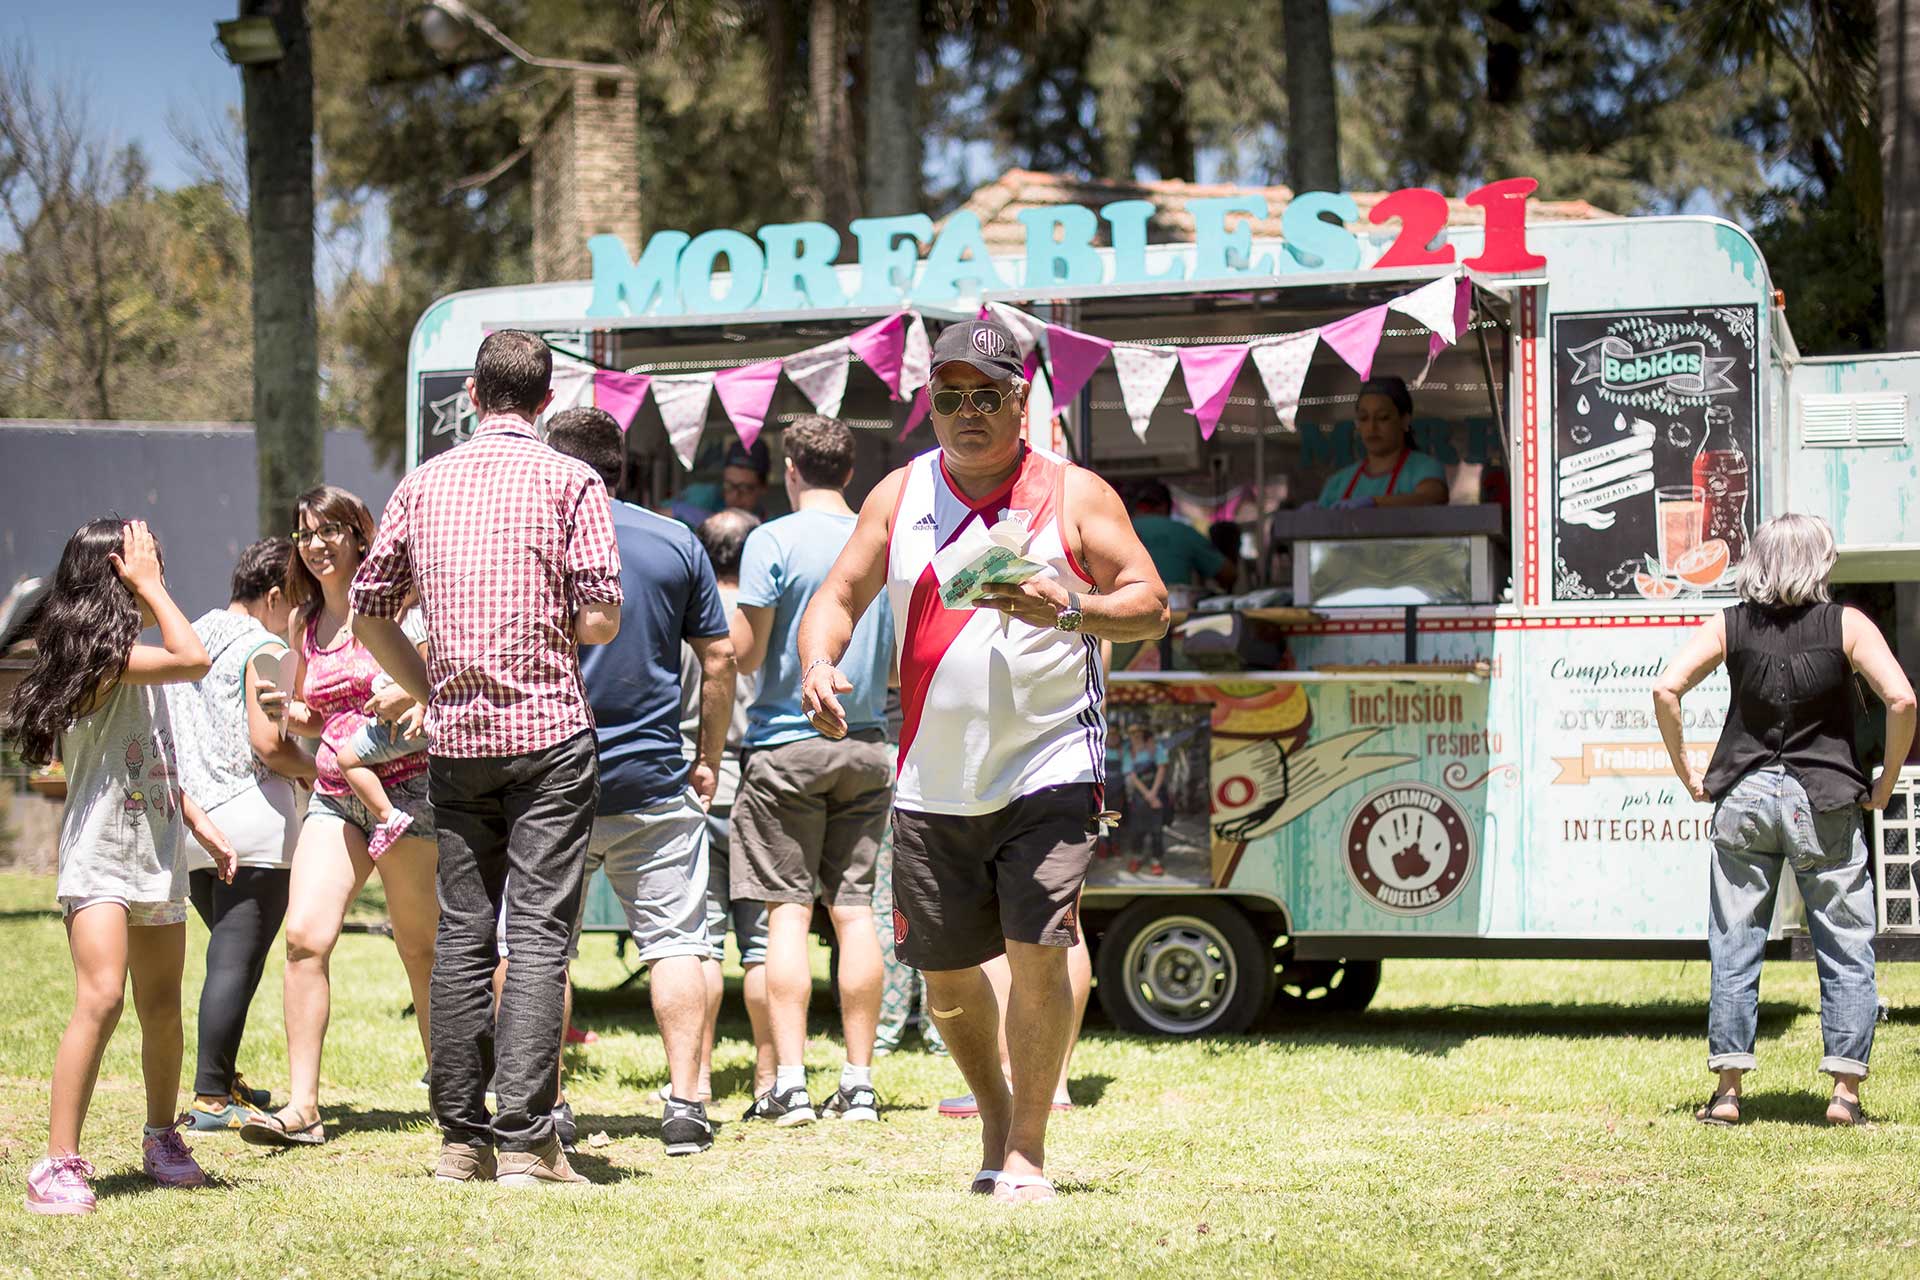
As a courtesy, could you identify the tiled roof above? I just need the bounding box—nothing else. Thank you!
[946,168,1614,252]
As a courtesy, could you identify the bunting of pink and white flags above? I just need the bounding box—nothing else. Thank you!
[1177,344,1252,440]
[1111,345,1179,442]
[651,373,715,469]
[1388,273,1464,345]
[901,313,932,399]
[783,339,850,418]
[1249,332,1318,429]
[536,357,596,430]
[714,358,783,451]
[593,370,653,433]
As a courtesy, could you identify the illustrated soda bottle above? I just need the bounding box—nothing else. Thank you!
[1691,404,1749,566]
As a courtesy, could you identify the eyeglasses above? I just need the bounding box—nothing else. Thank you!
[931,387,1006,417]
[291,522,351,545]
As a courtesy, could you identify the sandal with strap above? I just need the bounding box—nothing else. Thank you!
[992,1174,1057,1205]
[1694,1092,1741,1126]
[1827,1096,1865,1127]
[240,1110,327,1147]
[970,1168,1002,1195]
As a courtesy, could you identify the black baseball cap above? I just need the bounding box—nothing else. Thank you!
[722,438,770,478]
[930,317,1024,382]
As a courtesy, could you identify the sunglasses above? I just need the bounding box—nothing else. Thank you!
[291,522,352,545]
[930,387,1006,417]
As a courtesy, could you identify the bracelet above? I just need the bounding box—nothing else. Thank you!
[803,657,835,680]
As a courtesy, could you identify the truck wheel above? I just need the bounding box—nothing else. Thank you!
[1271,956,1382,1015]
[1095,898,1275,1036]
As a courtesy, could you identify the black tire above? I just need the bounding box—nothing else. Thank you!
[1095,897,1275,1036]
[1270,955,1382,1015]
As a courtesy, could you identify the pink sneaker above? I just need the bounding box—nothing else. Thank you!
[367,810,414,860]
[142,1119,209,1187]
[24,1154,97,1214]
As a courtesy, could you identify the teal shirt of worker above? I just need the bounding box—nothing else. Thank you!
[1317,376,1450,510]
[1126,480,1236,590]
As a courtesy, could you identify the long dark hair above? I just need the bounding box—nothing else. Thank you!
[1,518,151,766]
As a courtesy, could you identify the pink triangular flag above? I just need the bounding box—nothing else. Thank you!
[592,370,653,434]
[848,312,908,399]
[1177,344,1251,441]
[901,313,932,399]
[650,373,714,469]
[1388,274,1462,344]
[1319,303,1390,380]
[1044,324,1115,407]
[1250,332,1319,429]
[1111,345,1178,442]
[714,359,782,451]
[898,386,931,441]
[783,339,850,418]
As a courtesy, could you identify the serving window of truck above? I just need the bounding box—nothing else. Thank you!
[408,172,1920,1036]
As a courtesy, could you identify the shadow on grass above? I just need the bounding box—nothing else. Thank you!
[0,907,59,921]
[1245,998,1804,1055]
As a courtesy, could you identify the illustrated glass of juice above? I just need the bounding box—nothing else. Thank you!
[1655,484,1704,574]
[1692,404,1750,565]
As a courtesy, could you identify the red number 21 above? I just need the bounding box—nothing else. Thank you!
[1370,177,1546,274]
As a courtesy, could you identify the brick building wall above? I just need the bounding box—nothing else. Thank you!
[531,70,641,282]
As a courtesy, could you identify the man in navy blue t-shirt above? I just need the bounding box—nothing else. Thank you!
[546,408,736,1158]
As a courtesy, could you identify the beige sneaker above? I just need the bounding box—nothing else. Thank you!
[494,1137,588,1188]
[433,1141,497,1183]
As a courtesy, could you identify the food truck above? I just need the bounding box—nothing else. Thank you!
[407,173,1920,1036]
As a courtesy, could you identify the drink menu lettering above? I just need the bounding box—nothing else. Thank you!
[1550,306,1758,603]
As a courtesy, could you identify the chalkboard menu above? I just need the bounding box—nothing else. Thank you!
[417,371,475,464]
[1550,305,1759,603]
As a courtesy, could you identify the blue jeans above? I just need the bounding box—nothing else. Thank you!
[1707,767,1876,1079]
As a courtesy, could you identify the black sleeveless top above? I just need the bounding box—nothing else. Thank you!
[1702,602,1866,809]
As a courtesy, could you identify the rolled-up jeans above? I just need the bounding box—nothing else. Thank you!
[427,730,598,1151]
[1707,766,1876,1079]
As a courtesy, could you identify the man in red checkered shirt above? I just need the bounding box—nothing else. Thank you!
[352,330,622,1188]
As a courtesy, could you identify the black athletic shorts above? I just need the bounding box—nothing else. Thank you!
[889,783,1099,972]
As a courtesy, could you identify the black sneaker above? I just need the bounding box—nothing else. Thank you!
[821,1083,880,1122]
[661,1098,713,1156]
[553,1099,578,1154]
[742,1085,815,1127]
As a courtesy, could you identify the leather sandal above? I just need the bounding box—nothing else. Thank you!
[240,1110,327,1147]
[1826,1096,1865,1127]
[1694,1092,1741,1126]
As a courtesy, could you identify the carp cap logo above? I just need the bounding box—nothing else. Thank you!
[971,326,1011,359]
[1342,782,1475,916]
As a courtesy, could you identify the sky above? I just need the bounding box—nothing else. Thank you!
[3,0,242,191]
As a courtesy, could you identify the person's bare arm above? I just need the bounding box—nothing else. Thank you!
[180,791,237,883]
[280,619,324,739]
[976,469,1169,642]
[1651,613,1727,801]
[796,469,905,740]
[731,604,774,677]
[1374,477,1449,508]
[1844,606,1918,809]
[113,522,211,685]
[353,615,432,707]
[246,649,316,781]
[687,632,737,809]
[574,601,621,647]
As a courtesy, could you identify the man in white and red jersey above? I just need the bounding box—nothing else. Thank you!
[796,316,1167,1205]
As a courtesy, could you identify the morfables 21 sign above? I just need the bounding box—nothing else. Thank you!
[586,177,1550,318]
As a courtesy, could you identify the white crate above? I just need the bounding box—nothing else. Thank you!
[1876,777,1920,933]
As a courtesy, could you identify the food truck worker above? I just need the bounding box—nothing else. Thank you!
[1317,376,1449,509]
[1127,480,1236,592]
[793,315,1168,1205]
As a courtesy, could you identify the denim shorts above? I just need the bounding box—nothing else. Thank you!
[343,717,430,767]
[305,772,437,844]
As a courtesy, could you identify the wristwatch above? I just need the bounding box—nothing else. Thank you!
[1053,591,1084,633]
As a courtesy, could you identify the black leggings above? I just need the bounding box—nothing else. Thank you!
[187,867,291,1098]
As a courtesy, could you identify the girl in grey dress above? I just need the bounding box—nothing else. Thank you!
[3,519,237,1214]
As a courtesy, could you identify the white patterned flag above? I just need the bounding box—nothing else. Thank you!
[650,373,715,469]
[783,339,850,418]
[1250,332,1320,429]
[1111,344,1178,442]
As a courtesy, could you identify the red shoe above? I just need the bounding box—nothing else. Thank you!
[564,1025,598,1046]
[1148,862,1165,877]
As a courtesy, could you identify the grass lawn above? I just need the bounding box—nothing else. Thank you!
[1,871,1918,1277]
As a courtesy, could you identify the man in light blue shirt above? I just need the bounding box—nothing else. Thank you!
[728,415,895,1127]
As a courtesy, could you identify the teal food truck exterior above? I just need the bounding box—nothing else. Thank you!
[406,176,1920,1037]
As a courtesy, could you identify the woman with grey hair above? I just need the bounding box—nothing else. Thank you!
[1653,513,1914,1126]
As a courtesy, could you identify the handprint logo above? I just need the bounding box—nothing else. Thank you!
[1386,812,1431,881]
